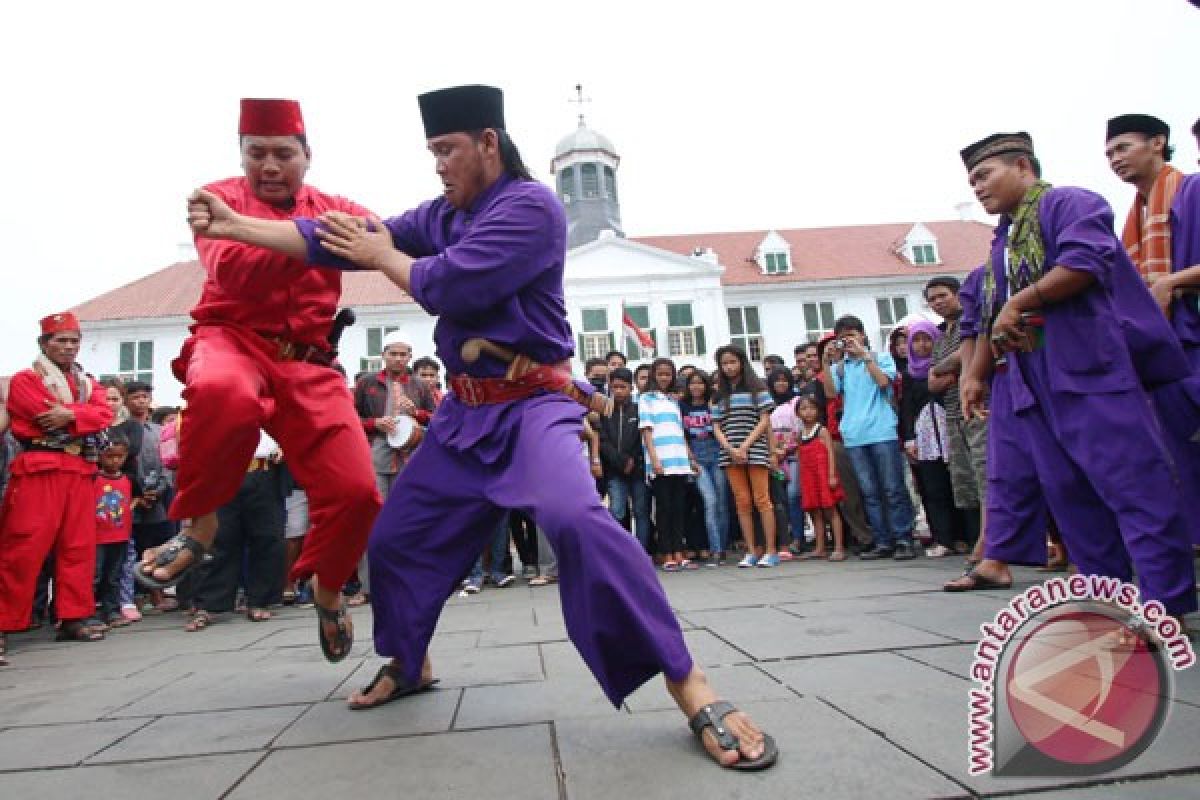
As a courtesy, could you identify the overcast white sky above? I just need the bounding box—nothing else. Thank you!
[1,0,1197,374]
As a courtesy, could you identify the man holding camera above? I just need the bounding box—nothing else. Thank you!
[821,316,916,560]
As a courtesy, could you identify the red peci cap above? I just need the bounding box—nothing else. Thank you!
[40,312,80,335]
[238,98,305,137]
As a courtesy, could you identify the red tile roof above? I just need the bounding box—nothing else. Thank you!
[73,220,994,321]
[632,220,994,284]
[73,262,413,322]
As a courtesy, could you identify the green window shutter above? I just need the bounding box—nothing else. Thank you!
[625,333,639,360]
[895,297,909,318]
[607,332,616,352]
[803,304,818,332]
[626,305,649,328]
[667,303,693,327]
[876,298,892,326]
[727,307,743,335]
[779,253,789,270]
[582,308,607,332]
[745,306,760,333]
[119,342,135,372]
[649,329,659,353]
[367,328,382,356]
[695,325,706,355]
[137,341,153,370]
[576,333,585,358]
[820,302,834,328]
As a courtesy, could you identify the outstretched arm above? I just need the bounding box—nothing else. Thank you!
[188,188,308,260]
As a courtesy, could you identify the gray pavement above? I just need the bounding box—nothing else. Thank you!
[1,555,1198,799]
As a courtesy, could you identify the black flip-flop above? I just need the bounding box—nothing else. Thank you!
[943,568,1013,592]
[689,701,778,771]
[315,601,353,664]
[348,663,440,711]
[135,533,212,590]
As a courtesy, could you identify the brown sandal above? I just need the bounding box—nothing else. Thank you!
[185,610,213,632]
[56,620,105,642]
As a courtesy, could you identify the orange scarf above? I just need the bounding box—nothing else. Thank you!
[1122,164,1183,280]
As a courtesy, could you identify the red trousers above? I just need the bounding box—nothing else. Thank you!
[0,460,96,629]
[171,324,380,591]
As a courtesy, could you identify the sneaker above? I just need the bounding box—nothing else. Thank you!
[494,575,516,588]
[893,542,917,561]
[925,544,952,558]
[704,559,720,568]
[859,546,895,560]
[120,604,142,622]
[777,550,795,562]
[757,553,780,568]
[662,561,680,572]
[737,554,759,568]
[461,582,482,595]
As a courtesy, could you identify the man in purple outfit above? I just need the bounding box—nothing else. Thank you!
[186,85,776,771]
[954,132,1196,623]
[1105,113,1200,546]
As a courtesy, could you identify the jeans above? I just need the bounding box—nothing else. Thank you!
[469,513,512,585]
[782,459,805,546]
[693,459,730,554]
[845,440,914,549]
[606,474,651,549]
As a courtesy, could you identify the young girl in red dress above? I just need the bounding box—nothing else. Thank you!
[795,396,846,561]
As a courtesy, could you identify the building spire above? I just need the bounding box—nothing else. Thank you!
[570,83,591,128]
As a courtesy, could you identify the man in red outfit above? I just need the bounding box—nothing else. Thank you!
[0,312,113,665]
[136,98,380,663]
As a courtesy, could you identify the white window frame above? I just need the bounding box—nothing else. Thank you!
[876,296,909,347]
[117,340,154,386]
[361,325,398,375]
[802,301,836,343]
[911,242,938,265]
[763,251,791,275]
[727,306,765,361]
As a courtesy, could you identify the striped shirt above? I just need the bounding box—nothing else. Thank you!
[638,391,692,476]
[930,319,963,421]
[712,389,775,467]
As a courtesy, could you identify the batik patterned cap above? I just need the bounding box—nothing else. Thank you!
[960,132,1034,171]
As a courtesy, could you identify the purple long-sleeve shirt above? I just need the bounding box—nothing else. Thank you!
[983,187,1191,407]
[295,174,574,457]
[295,174,572,379]
[1170,174,1200,352]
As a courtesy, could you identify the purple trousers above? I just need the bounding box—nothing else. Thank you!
[985,351,1197,616]
[1150,372,1200,546]
[367,393,694,707]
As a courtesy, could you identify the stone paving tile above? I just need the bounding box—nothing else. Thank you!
[88,705,307,763]
[759,651,965,698]
[0,753,259,800]
[0,673,177,727]
[684,605,954,660]
[478,619,569,646]
[826,682,1200,796]
[226,724,558,800]
[625,663,794,712]
[0,718,149,770]
[1026,773,1200,799]
[108,658,362,718]
[555,698,967,799]
[455,675,618,728]
[273,689,460,747]
[424,642,544,688]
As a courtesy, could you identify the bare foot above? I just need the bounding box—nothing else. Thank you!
[666,667,768,767]
[347,656,435,708]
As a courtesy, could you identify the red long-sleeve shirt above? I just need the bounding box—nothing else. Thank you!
[6,369,113,475]
[191,176,371,348]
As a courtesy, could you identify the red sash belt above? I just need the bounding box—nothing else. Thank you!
[449,358,612,416]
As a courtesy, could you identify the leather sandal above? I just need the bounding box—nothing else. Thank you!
[348,662,440,711]
[136,533,212,590]
[688,701,778,771]
[315,601,353,664]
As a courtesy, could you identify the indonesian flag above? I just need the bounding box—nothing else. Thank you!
[622,310,655,358]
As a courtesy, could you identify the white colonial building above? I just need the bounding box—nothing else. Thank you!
[73,115,991,405]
